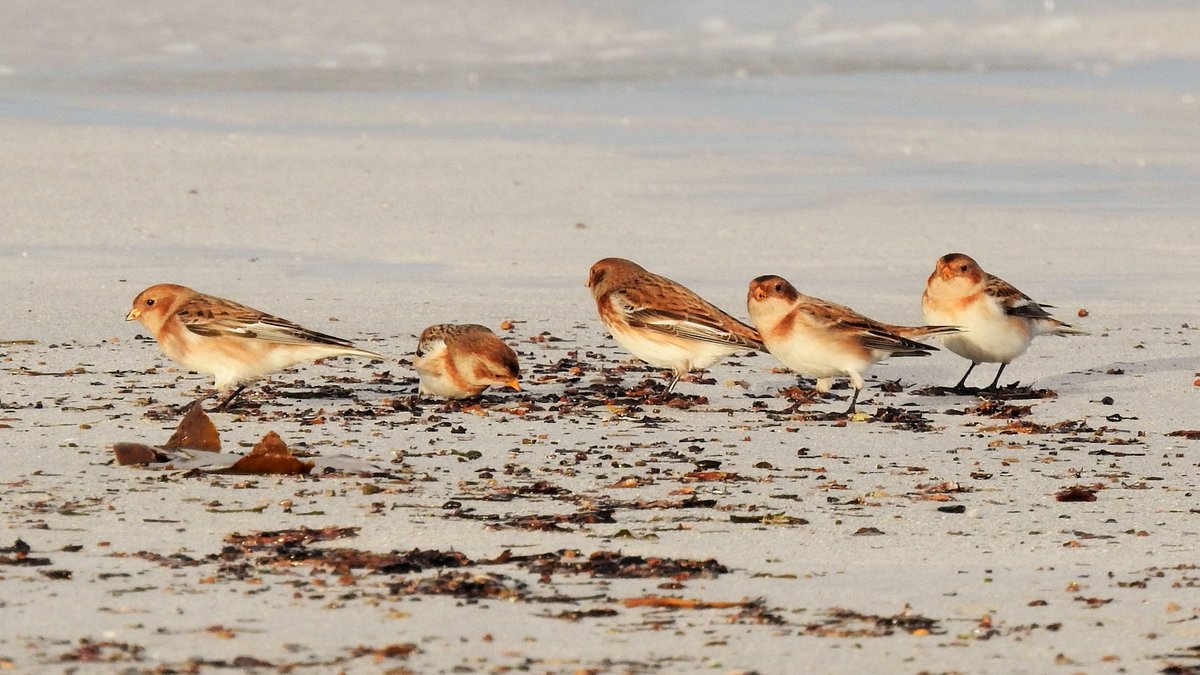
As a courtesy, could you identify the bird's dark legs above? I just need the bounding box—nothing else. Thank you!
[663,370,683,394]
[953,362,978,391]
[984,363,1008,392]
[214,386,246,411]
[843,387,861,415]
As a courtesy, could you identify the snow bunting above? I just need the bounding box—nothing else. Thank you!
[586,258,764,393]
[922,253,1087,390]
[126,283,383,409]
[414,323,521,399]
[747,275,960,414]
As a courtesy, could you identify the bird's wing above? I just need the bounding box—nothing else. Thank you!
[615,283,763,350]
[177,295,358,349]
[802,297,934,353]
[986,274,1054,320]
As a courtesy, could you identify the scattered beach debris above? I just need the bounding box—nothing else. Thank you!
[1056,486,1100,502]
[622,595,755,610]
[110,405,373,474]
[912,384,1057,400]
[804,607,943,637]
[217,431,313,475]
[164,402,221,451]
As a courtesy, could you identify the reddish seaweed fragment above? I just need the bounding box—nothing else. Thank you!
[348,643,420,661]
[387,571,526,600]
[805,607,943,637]
[219,431,314,475]
[58,639,145,663]
[256,546,472,575]
[111,443,168,465]
[1167,430,1200,440]
[1055,486,1099,502]
[184,657,275,670]
[982,419,1094,435]
[912,384,1056,400]
[961,399,1034,418]
[871,406,934,431]
[516,480,573,496]
[623,595,752,610]
[730,513,809,525]
[682,470,746,483]
[518,550,728,580]
[163,403,221,451]
[0,538,50,567]
[500,510,616,531]
[113,403,221,465]
[448,509,616,532]
[225,526,358,549]
[542,608,620,621]
[0,539,31,554]
[118,551,204,568]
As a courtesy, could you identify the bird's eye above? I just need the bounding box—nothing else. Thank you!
[145,298,156,307]
[773,283,782,292]
[959,265,968,272]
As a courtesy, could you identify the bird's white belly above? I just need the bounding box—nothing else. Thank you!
[415,345,474,398]
[609,324,732,372]
[163,329,336,391]
[764,331,860,379]
[418,376,468,398]
[925,302,1031,364]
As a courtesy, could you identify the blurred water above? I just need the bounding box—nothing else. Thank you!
[2,1,1195,88]
[2,1,1197,220]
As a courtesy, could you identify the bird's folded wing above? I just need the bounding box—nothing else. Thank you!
[806,299,932,353]
[986,275,1053,320]
[853,326,933,353]
[177,297,356,348]
[617,290,762,350]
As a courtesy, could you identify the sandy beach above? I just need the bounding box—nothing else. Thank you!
[2,2,1199,673]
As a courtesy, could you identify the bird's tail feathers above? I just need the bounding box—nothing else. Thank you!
[730,321,766,351]
[331,346,387,361]
[1050,320,1088,337]
[889,324,962,340]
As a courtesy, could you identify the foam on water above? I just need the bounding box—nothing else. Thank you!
[2,1,1197,89]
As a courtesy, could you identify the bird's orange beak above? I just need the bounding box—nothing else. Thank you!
[505,378,522,392]
[751,287,767,302]
[125,308,140,321]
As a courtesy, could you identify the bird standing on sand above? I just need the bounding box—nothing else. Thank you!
[126,283,383,409]
[586,258,764,394]
[747,275,960,414]
[414,323,521,399]
[922,253,1087,391]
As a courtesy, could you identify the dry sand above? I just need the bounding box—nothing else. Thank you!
[2,3,1199,673]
